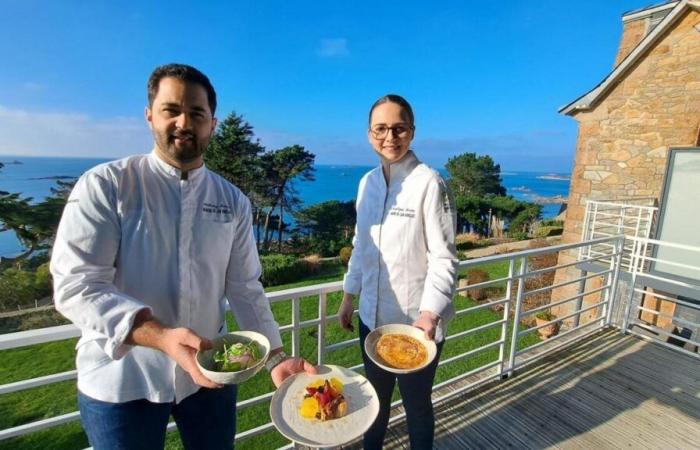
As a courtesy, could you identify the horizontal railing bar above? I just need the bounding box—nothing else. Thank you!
[514,320,604,359]
[625,330,700,359]
[633,288,700,310]
[446,320,506,341]
[522,284,609,318]
[455,275,511,292]
[454,298,509,317]
[635,306,700,330]
[524,269,612,298]
[439,340,503,366]
[526,251,621,279]
[324,338,359,352]
[633,272,700,292]
[629,321,700,348]
[0,411,80,441]
[0,325,80,351]
[266,281,343,302]
[0,370,77,395]
[458,236,624,269]
[634,257,700,273]
[236,391,274,409]
[432,360,501,392]
[518,301,605,337]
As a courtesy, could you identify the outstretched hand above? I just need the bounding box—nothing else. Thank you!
[412,310,440,341]
[270,356,318,388]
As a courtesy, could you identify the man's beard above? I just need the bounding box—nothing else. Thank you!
[154,129,208,164]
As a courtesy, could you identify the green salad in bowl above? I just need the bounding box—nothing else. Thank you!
[196,331,271,384]
[213,340,262,372]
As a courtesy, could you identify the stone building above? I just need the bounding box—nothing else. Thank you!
[551,0,700,326]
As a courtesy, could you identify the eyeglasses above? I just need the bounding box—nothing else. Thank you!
[369,124,414,139]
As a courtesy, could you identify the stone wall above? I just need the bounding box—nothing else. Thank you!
[616,17,648,66]
[552,9,700,322]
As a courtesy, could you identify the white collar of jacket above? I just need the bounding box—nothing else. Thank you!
[385,150,420,185]
[149,149,206,182]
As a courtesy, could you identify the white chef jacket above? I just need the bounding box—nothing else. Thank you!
[343,151,457,342]
[51,151,282,404]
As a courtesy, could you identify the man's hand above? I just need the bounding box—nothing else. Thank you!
[270,356,318,388]
[126,310,221,388]
[338,293,355,332]
[412,310,440,341]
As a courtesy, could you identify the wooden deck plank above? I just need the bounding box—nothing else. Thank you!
[382,329,700,450]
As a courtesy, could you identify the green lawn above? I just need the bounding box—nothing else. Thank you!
[0,260,538,450]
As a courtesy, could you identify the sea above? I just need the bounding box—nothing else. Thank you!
[0,156,570,257]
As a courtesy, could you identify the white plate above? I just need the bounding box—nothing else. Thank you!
[270,365,379,448]
[364,323,438,374]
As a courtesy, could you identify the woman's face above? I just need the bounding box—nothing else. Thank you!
[368,102,414,165]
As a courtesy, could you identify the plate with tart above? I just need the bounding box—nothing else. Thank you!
[364,323,438,374]
[269,365,379,448]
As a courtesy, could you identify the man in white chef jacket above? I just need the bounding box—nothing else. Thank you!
[51,63,315,450]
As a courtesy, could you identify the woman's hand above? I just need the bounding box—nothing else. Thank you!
[338,293,355,332]
[413,310,440,341]
[270,356,318,387]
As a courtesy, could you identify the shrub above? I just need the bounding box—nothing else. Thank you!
[466,269,490,301]
[511,231,529,241]
[339,246,353,266]
[456,232,482,250]
[0,264,53,311]
[535,310,555,321]
[260,254,306,287]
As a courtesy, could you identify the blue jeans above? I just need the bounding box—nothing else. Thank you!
[360,320,444,450]
[78,385,237,450]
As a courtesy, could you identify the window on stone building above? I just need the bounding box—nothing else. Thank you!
[652,148,700,284]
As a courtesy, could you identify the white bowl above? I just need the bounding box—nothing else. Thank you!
[364,323,438,374]
[196,331,271,384]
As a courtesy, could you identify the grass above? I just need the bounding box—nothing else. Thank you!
[0,260,539,450]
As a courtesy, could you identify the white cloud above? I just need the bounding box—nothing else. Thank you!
[0,105,152,158]
[317,38,349,58]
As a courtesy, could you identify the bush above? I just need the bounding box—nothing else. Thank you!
[533,226,563,238]
[260,254,306,287]
[456,232,482,250]
[0,264,53,311]
[511,231,529,241]
[339,246,352,266]
[466,269,490,301]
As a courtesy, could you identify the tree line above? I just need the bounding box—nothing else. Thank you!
[0,113,542,309]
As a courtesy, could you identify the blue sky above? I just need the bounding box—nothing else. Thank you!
[0,0,648,171]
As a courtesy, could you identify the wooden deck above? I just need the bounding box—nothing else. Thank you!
[381,330,700,449]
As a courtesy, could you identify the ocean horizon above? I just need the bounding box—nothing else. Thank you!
[0,155,570,257]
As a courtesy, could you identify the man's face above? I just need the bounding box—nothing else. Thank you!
[145,77,217,170]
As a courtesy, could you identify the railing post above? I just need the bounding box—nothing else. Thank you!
[605,235,624,327]
[621,238,640,334]
[506,256,527,378]
[573,269,587,328]
[498,258,515,378]
[579,201,592,261]
[291,297,301,357]
[317,292,327,365]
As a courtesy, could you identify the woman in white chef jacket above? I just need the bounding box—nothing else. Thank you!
[338,94,457,450]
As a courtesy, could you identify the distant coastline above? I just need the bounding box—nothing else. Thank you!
[536,173,570,181]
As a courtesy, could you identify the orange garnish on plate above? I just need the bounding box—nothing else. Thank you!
[299,378,348,421]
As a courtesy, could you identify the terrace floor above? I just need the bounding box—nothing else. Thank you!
[367,329,699,449]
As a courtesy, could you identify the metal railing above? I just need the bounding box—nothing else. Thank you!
[0,235,636,448]
[579,199,658,271]
[621,236,700,357]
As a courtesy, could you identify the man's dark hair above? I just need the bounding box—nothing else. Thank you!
[368,94,415,127]
[147,64,217,114]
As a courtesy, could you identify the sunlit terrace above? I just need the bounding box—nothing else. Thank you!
[1,204,698,449]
